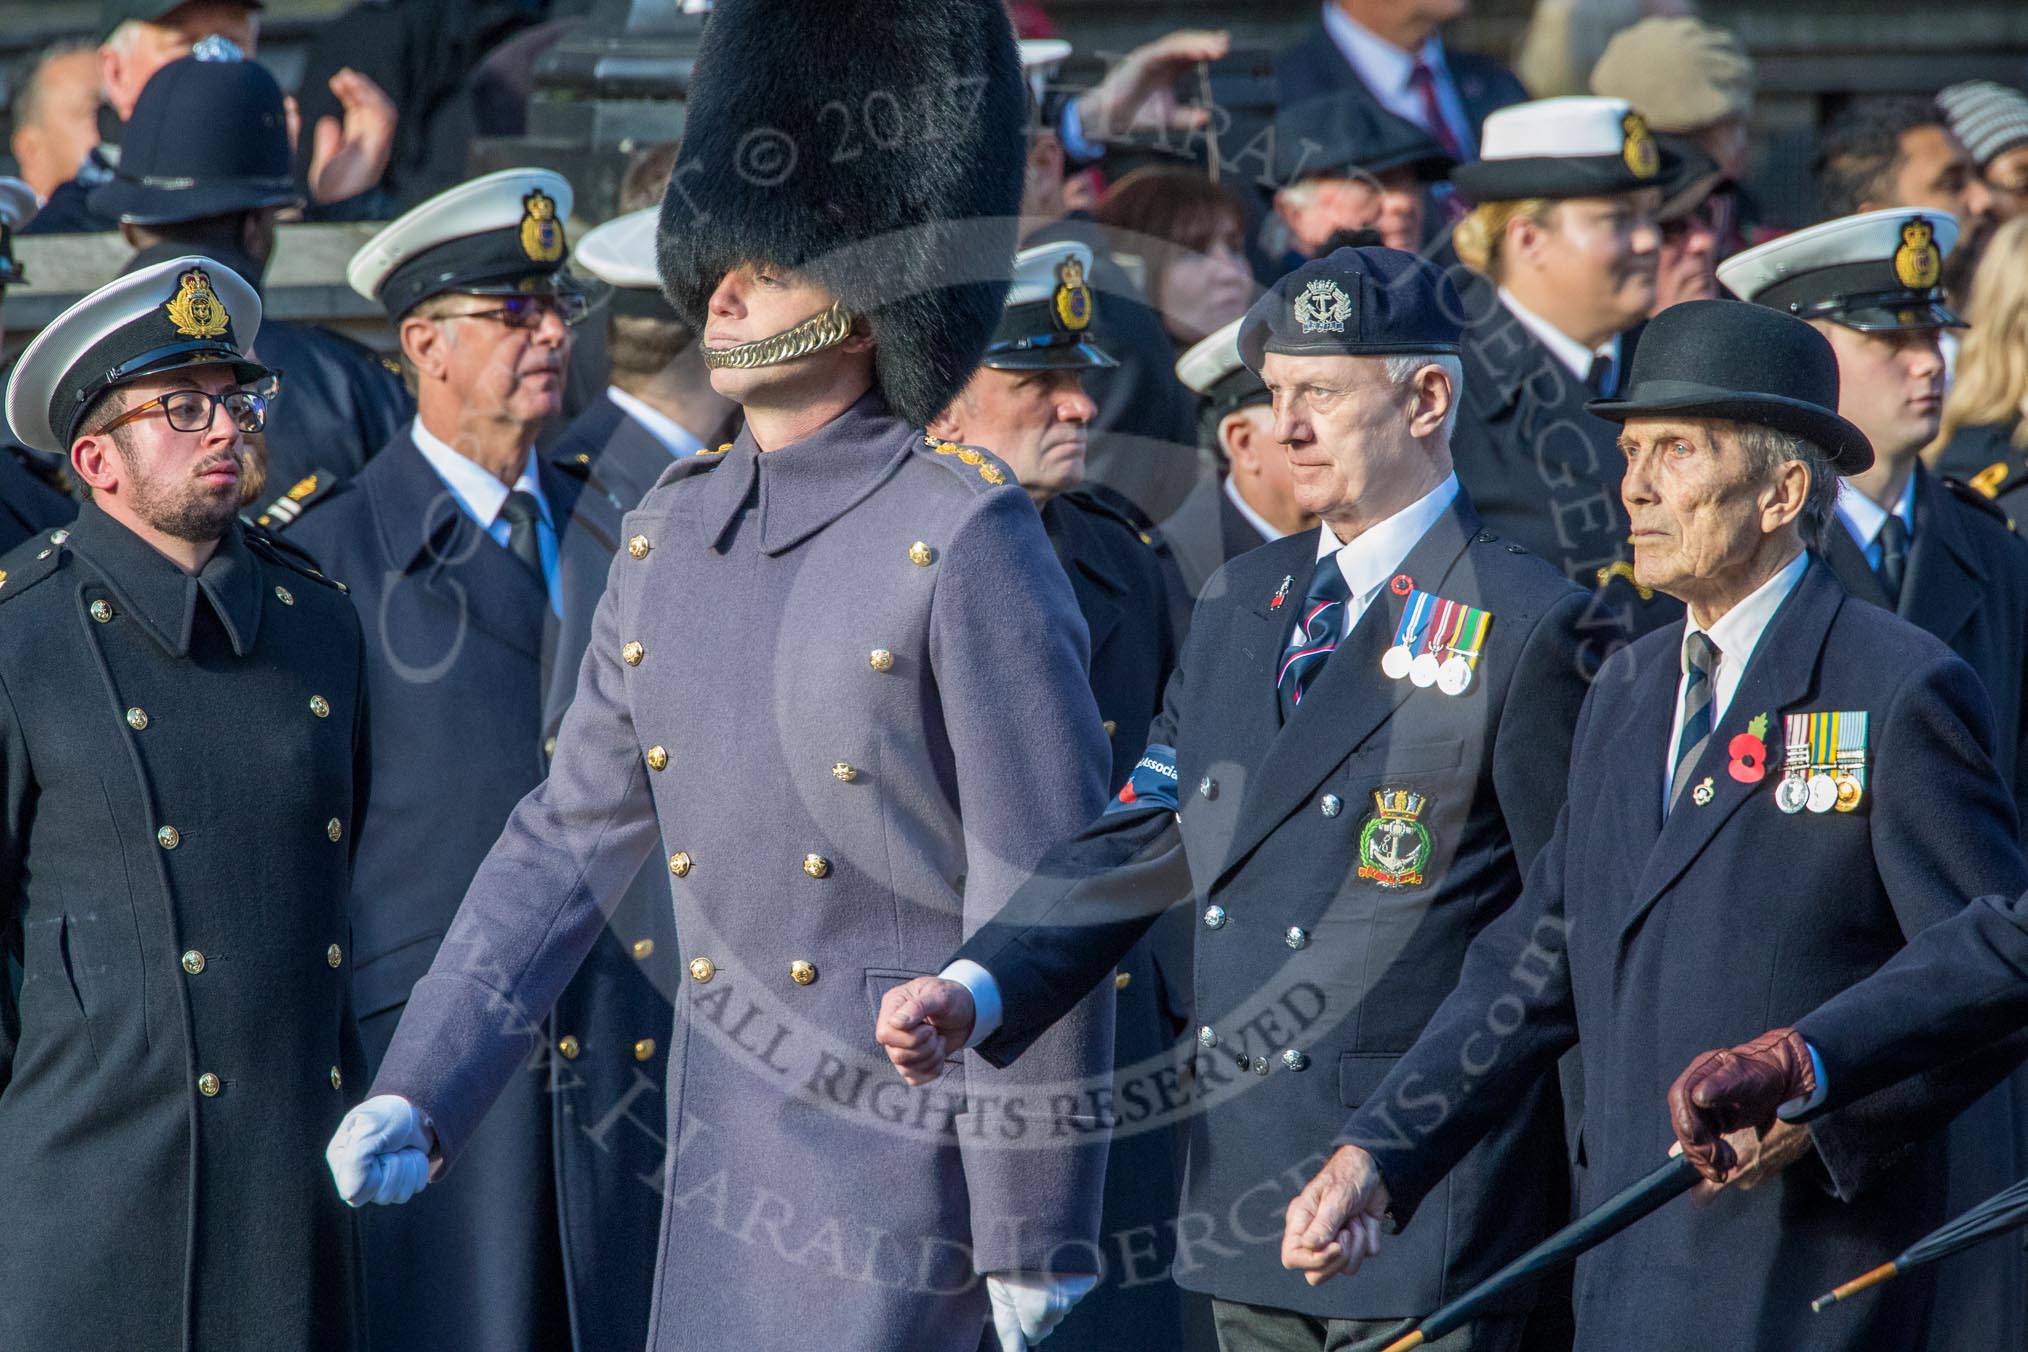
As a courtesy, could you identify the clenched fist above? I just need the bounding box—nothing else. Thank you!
[875,976,976,1084]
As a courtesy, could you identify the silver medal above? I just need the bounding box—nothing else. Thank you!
[1381,645,1414,681]
[1409,652,1440,688]
[1436,655,1473,696]
[1775,774,1809,814]
[1805,772,1838,814]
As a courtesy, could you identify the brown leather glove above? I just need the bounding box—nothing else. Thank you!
[1668,1027,1817,1183]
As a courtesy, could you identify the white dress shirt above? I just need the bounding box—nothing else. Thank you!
[1318,3,1476,158]
[1835,472,1916,571]
[1661,549,1808,808]
[945,471,1462,1048]
[1499,287,1622,392]
[605,386,708,460]
[409,416,561,616]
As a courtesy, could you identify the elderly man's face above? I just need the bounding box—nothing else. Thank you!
[1620,417,1804,605]
[936,366,1095,504]
[1261,352,1445,521]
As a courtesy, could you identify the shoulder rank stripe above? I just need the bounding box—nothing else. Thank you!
[254,469,338,529]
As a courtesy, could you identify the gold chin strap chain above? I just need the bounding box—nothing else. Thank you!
[700,301,853,370]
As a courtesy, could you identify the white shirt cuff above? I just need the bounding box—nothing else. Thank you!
[1058,99,1103,163]
[1779,1042,1829,1119]
[939,958,1003,1050]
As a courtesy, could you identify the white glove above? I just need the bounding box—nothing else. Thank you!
[326,1093,434,1207]
[986,1270,1098,1351]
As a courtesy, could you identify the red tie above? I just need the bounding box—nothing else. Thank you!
[1408,60,1463,159]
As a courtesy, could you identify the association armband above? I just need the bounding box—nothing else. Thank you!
[1105,743,1179,815]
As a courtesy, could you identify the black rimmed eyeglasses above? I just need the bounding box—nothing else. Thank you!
[100,384,270,436]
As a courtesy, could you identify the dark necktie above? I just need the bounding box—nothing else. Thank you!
[1585,351,1615,399]
[1669,631,1720,815]
[1277,552,1354,724]
[1875,514,1909,605]
[498,490,546,579]
[1407,59,1463,159]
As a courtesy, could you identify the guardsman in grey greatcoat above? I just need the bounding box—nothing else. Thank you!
[0,256,368,1350]
[324,4,1116,1350]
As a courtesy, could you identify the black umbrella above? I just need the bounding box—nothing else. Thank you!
[1353,1155,1701,1352]
[1812,1174,2028,1312]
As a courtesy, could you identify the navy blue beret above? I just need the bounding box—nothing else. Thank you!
[1238,246,1463,372]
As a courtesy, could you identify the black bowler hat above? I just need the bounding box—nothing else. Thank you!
[981,242,1116,371]
[1272,93,1456,188]
[1452,95,1675,203]
[1238,246,1461,373]
[1585,299,1873,473]
[89,45,301,226]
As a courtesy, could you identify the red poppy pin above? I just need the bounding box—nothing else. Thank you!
[1390,573,1414,596]
[1728,712,1770,784]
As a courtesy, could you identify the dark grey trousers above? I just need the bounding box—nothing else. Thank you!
[1210,1298,1527,1352]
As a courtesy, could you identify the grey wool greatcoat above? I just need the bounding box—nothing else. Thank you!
[0,504,369,1352]
[370,391,1117,1351]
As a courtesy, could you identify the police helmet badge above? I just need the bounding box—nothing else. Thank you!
[1621,111,1660,179]
[165,267,230,339]
[1893,217,1942,290]
[1295,278,1352,335]
[1356,788,1432,889]
[519,189,566,264]
[1053,255,1093,332]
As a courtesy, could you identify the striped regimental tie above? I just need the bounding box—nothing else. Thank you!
[1277,552,1353,724]
[1668,630,1720,814]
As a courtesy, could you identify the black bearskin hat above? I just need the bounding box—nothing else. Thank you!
[656,0,1027,427]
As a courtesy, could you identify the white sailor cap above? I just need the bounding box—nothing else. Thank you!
[574,206,681,321]
[1452,96,1670,202]
[347,167,576,317]
[982,240,1115,371]
[1176,313,1268,426]
[4,253,267,455]
[0,176,36,286]
[1718,208,1964,332]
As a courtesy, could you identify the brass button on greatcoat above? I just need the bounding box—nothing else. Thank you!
[668,851,692,877]
[633,1039,656,1061]
[789,960,818,986]
[331,1066,343,1089]
[181,950,205,975]
[326,818,343,842]
[197,1072,221,1097]
[688,956,716,983]
[126,707,149,730]
[1114,971,1131,990]
[908,541,933,566]
[327,944,343,968]
[310,695,331,719]
[832,762,858,782]
[157,825,181,850]
[1103,720,1117,736]
[543,736,557,757]
[275,585,294,605]
[646,745,669,771]
[628,534,651,560]
[558,1035,581,1059]
[632,938,656,960]
[868,648,894,672]
[90,599,114,623]
[622,641,645,667]
[802,853,831,879]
